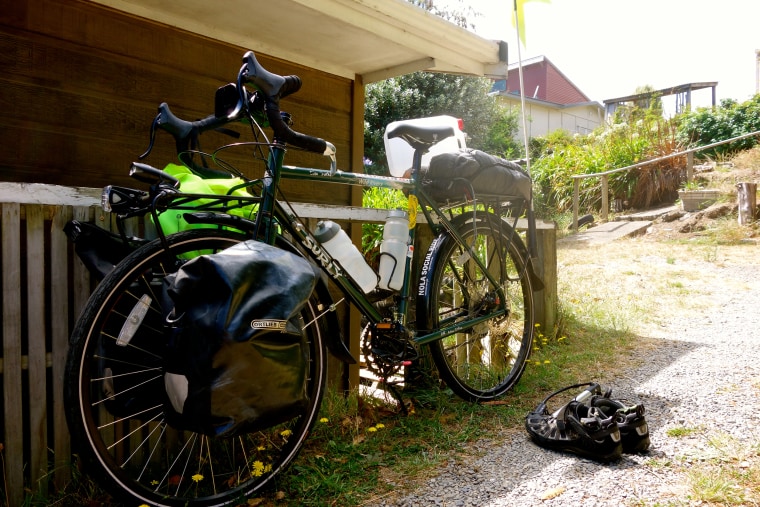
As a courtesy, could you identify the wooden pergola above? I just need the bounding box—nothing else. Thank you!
[603,81,718,117]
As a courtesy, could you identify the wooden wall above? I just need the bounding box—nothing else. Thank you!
[0,0,354,205]
[0,1,359,503]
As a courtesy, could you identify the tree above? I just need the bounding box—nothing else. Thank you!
[407,0,477,30]
[364,73,520,174]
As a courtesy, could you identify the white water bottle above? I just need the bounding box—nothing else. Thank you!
[378,210,410,291]
[313,220,378,294]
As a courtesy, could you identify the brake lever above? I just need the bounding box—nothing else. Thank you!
[325,141,337,175]
[138,114,160,160]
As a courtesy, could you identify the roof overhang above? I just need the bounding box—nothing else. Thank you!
[88,0,509,82]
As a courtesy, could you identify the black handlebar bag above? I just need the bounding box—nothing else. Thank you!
[162,240,319,438]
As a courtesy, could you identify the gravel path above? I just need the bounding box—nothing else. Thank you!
[367,239,760,507]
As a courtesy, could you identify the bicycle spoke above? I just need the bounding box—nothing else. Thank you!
[99,404,163,432]
[426,213,534,401]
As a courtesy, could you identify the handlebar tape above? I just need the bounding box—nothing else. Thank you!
[241,51,328,154]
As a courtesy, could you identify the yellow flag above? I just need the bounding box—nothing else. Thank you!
[512,0,551,46]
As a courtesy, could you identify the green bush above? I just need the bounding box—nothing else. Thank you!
[531,111,683,213]
[676,95,760,157]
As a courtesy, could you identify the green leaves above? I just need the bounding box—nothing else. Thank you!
[677,94,760,157]
[364,73,520,175]
[531,113,684,213]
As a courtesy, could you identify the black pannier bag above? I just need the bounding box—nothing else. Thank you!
[162,240,319,437]
[420,148,532,203]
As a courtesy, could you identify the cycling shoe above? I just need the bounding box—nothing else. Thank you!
[525,383,622,463]
[591,390,650,453]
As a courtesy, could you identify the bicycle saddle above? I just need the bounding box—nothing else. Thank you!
[386,122,455,151]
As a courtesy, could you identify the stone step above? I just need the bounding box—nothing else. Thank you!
[617,205,678,221]
[559,220,652,244]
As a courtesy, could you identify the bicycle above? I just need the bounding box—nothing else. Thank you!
[64,50,541,506]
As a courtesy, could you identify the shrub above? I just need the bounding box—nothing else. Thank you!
[677,95,760,157]
[531,110,683,214]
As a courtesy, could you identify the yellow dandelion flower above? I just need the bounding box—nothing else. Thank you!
[558,336,566,342]
[280,429,292,438]
[543,360,551,364]
[319,417,329,423]
[139,504,150,507]
[257,445,266,451]
[375,423,385,429]
[192,473,204,483]
[252,460,265,477]
[150,480,159,486]
[534,361,541,366]
[367,426,377,433]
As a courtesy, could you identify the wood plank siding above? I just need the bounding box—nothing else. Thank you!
[0,0,354,206]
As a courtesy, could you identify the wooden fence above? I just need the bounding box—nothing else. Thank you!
[0,183,556,506]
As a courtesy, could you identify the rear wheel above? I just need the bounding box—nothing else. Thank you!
[425,212,534,401]
[64,229,326,506]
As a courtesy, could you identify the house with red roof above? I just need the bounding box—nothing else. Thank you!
[491,55,604,139]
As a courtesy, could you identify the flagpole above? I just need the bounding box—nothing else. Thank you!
[512,0,539,263]
[513,0,531,177]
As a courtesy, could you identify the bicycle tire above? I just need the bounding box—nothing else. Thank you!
[422,212,534,401]
[64,229,327,506]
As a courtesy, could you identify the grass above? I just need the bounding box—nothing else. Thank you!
[666,426,701,438]
[678,434,760,506]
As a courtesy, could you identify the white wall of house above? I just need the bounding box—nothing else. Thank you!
[499,95,604,140]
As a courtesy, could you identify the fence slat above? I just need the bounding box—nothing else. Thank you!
[50,205,72,488]
[26,205,48,492]
[2,203,24,507]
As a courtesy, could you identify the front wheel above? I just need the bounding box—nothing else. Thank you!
[64,229,327,506]
[423,212,534,401]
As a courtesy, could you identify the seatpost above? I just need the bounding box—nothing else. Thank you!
[409,146,427,180]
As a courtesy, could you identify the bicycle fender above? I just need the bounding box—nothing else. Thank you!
[312,277,357,364]
[415,232,448,333]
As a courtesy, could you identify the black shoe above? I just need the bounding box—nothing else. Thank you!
[526,383,622,463]
[591,391,650,453]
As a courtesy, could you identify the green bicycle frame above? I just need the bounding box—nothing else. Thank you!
[251,144,512,347]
